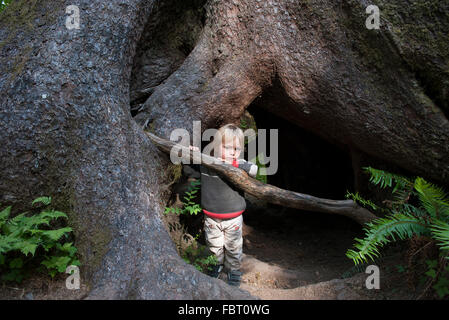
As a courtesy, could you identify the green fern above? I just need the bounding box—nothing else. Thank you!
[0,197,79,283]
[346,212,429,265]
[431,220,449,255]
[165,180,202,216]
[363,166,414,194]
[31,196,52,206]
[347,168,449,267]
[345,191,387,213]
[415,177,449,220]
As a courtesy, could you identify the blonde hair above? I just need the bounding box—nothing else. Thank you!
[210,124,245,158]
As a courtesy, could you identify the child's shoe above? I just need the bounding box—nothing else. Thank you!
[227,270,243,286]
[207,264,223,278]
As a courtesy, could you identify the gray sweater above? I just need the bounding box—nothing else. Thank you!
[184,159,258,217]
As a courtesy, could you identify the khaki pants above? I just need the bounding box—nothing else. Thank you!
[204,215,243,271]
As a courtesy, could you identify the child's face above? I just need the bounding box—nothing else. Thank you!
[221,137,242,162]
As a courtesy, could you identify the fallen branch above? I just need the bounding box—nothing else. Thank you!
[145,131,378,225]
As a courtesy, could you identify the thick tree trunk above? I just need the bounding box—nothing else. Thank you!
[1,0,448,299]
[0,0,252,299]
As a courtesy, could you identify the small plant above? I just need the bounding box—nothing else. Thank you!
[164,181,218,273]
[345,191,388,213]
[345,166,449,298]
[421,255,449,298]
[0,196,80,283]
[164,180,202,216]
[240,118,248,129]
[182,237,218,273]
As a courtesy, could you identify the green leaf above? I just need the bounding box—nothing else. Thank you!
[0,199,81,282]
[415,177,449,219]
[0,205,11,226]
[346,212,428,265]
[41,255,72,273]
[426,259,438,269]
[433,277,449,298]
[425,269,437,279]
[41,227,72,241]
[32,196,52,206]
[39,209,68,220]
[57,242,77,256]
[18,240,38,256]
[48,269,58,278]
[363,166,413,192]
[431,220,449,254]
[70,259,81,267]
[9,257,23,269]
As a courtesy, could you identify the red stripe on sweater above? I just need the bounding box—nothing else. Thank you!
[203,209,243,219]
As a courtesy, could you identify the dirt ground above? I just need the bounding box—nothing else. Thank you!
[222,204,438,300]
[0,272,90,300]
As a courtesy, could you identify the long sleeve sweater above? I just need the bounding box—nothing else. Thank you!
[184,159,258,219]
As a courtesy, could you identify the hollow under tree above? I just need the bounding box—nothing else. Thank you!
[0,0,448,299]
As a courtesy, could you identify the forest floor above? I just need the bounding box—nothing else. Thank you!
[218,205,438,300]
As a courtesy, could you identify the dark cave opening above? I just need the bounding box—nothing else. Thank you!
[247,103,355,201]
[237,98,366,284]
[240,84,363,231]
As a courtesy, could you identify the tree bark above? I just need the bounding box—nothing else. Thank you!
[1,0,448,299]
[0,0,252,299]
[134,0,449,187]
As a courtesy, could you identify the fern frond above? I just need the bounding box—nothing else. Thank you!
[0,205,11,228]
[394,203,427,219]
[414,177,449,220]
[31,196,52,206]
[389,188,413,208]
[430,220,449,255]
[341,255,385,279]
[346,213,429,265]
[363,166,414,193]
[345,191,388,213]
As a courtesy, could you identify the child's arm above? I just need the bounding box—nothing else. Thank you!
[237,159,258,178]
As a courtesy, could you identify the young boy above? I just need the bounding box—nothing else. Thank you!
[188,124,258,286]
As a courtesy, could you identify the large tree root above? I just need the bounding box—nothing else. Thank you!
[146,132,378,225]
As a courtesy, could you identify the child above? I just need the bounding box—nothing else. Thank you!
[188,124,258,286]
